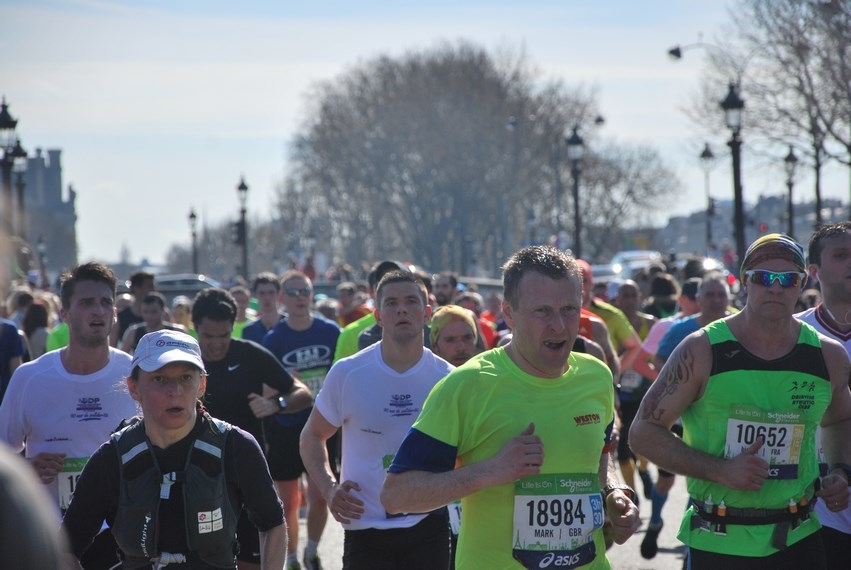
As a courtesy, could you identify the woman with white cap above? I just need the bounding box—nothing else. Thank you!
[62,329,286,570]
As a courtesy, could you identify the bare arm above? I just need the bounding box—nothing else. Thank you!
[299,407,365,524]
[258,523,287,570]
[592,321,620,379]
[599,450,640,544]
[617,330,642,374]
[381,423,542,515]
[629,332,769,491]
[817,340,851,511]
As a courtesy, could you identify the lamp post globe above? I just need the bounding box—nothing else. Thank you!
[188,208,198,274]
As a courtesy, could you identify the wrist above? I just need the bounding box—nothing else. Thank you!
[270,395,287,414]
[829,463,851,485]
[602,483,637,506]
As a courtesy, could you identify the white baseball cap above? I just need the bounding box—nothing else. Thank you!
[131,330,206,374]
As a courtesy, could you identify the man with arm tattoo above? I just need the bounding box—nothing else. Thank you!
[630,234,851,570]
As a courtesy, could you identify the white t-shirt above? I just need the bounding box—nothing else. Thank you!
[0,348,137,513]
[315,341,453,530]
[796,305,851,535]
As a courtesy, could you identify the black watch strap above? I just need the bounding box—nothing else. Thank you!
[274,395,287,412]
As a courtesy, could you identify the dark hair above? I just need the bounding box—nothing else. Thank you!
[413,270,433,294]
[375,270,428,307]
[368,261,408,290]
[649,273,680,297]
[191,288,237,327]
[128,271,156,290]
[336,281,357,294]
[22,302,49,338]
[502,246,579,307]
[435,271,458,288]
[808,222,851,266]
[0,444,67,568]
[251,271,281,293]
[141,291,167,309]
[59,262,118,310]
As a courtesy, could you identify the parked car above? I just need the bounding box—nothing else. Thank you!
[119,273,222,305]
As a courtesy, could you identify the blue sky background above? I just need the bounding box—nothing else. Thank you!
[1,0,846,267]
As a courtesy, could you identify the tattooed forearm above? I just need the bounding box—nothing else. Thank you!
[640,345,696,422]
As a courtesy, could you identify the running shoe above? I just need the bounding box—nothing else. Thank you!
[303,553,322,570]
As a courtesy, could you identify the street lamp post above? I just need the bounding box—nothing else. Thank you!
[0,97,27,237]
[699,143,716,256]
[566,127,585,259]
[720,82,746,267]
[236,176,249,279]
[784,146,799,238]
[188,208,198,274]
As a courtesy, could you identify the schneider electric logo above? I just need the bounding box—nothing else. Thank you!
[538,552,582,567]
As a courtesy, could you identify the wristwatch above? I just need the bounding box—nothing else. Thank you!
[602,483,638,505]
[273,395,287,412]
[829,463,851,485]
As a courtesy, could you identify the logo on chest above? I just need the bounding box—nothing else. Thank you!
[573,413,601,427]
[384,393,419,417]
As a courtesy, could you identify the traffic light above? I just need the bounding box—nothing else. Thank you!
[707,197,716,217]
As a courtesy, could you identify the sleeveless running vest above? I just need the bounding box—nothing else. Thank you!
[110,414,239,569]
[677,320,831,557]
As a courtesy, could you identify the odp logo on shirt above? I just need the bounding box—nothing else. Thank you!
[72,397,109,421]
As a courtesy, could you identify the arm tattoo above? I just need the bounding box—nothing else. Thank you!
[640,346,696,422]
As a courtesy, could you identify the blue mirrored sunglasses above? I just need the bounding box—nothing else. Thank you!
[744,270,806,289]
[284,287,313,297]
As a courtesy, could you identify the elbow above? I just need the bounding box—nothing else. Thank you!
[628,419,649,457]
[379,475,404,515]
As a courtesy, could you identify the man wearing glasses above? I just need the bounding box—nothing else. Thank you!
[631,233,851,568]
[263,270,342,570]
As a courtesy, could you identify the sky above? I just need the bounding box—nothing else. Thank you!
[1,0,847,268]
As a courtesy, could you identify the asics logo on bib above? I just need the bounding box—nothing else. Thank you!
[768,467,780,477]
[538,552,582,568]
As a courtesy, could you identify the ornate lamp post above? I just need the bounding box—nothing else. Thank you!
[566,127,585,259]
[236,176,249,279]
[0,97,26,237]
[784,146,799,238]
[699,143,716,256]
[188,208,198,274]
[720,82,746,266]
[37,234,47,289]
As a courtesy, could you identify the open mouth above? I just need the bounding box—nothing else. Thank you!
[166,406,184,414]
[544,340,567,351]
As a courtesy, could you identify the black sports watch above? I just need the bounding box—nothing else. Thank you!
[602,483,638,505]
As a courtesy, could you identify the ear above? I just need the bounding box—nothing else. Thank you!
[502,300,515,331]
[198,374,207,398]
[423,303,433,323]
[373,307,382,328]
[807,263,819,283]
[126,378,141,402]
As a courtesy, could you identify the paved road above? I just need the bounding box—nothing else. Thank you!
[296,466,690,569]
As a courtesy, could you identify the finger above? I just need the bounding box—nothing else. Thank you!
[520,422,535,436]
[744,435,764,455]
[246,392,262,401]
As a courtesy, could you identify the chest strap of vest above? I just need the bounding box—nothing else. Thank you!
[690,497,814,550]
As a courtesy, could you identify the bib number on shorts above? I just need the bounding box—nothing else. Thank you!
[512,473,603,570]
[725,405,804,480]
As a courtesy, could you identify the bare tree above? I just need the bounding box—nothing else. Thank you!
[284,41,679,273]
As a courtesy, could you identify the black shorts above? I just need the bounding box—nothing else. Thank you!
[266,419,340,482]
[617,399,641,461]
[688,529,825,570]
[342,512,450,570]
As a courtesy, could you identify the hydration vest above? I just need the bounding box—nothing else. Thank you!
[110,414,239,569]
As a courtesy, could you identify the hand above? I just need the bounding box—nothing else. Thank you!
[719,436,769,491]
[817,473,850,512]
[483,423,544,486]
[247,392,278,419]
[30,452,66,485]
[326,480,365,524]
[605,492,641,544]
